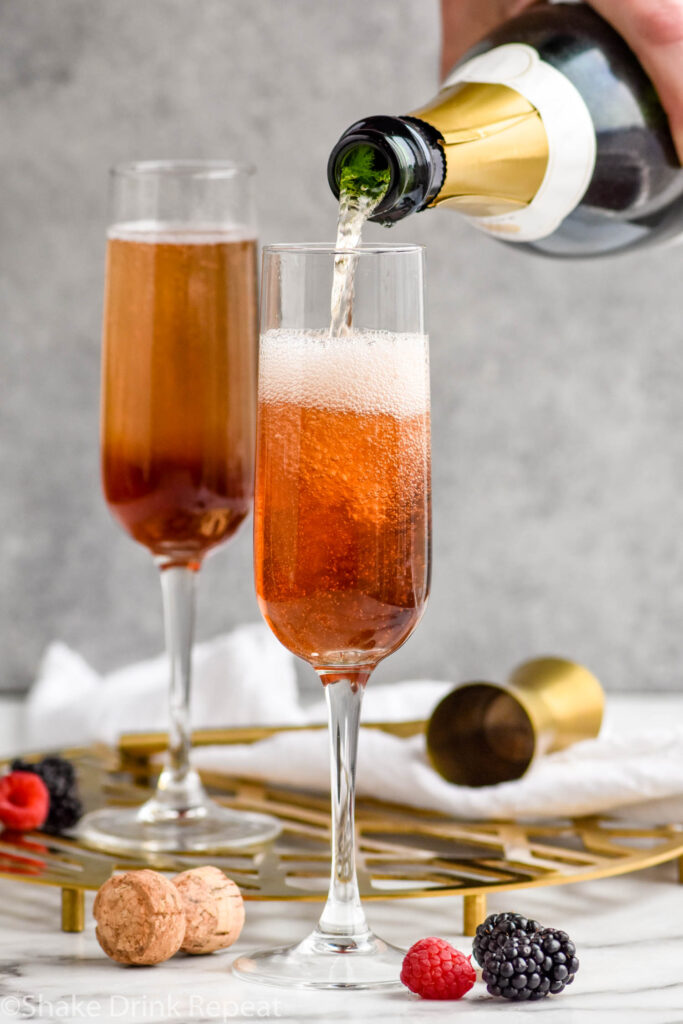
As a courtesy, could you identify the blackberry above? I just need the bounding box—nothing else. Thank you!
[483,937,550,1001]
[11,756,83,834]
[473,912,541,967]
[483,928,580,1002]
[536,928,580,994]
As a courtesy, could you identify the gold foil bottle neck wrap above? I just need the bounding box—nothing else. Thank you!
[426,657,605,787]
[408,81,550,218]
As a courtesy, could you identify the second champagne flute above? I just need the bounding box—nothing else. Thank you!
[80,161,280,854]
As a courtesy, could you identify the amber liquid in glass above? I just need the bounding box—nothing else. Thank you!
[102,226,257,565]
[254,328,430,669]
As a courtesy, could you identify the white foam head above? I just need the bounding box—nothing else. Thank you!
[259,328,429,417]
[107,220,256,244]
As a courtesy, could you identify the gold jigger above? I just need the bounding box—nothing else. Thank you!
[426,657,605,787]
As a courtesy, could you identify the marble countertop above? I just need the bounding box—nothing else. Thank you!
[1,694,683,1023]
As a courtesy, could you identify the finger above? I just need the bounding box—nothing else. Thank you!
[590,0,683,161]
[440,0,534,78]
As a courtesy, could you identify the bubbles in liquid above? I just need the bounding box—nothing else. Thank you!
[255,327,430,664]
[258,328,429,418]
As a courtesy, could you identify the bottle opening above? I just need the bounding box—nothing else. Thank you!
[333,143,391,201]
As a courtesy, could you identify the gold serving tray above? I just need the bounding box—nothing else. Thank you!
[2,722,682,936]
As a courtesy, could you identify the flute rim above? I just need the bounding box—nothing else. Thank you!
[262,242,425,257]
[110,159,256,180]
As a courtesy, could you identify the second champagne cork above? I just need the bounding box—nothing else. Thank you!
[173,866,245,954]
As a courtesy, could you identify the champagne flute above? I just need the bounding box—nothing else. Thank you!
[80,161,280,853]
[234,243,431,988]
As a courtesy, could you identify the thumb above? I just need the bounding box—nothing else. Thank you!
[590,0,683,161]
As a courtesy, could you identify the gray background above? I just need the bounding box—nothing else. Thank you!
[2,0,682,695]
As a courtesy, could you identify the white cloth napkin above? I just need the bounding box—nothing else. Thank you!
[24,624,683,823]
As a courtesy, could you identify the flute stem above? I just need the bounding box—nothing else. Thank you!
[315,674,370,939]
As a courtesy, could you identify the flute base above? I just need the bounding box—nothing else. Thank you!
[232,928,405,990]
[78,798,280,855]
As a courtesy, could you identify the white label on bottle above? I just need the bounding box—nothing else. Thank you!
[444,43,597,242]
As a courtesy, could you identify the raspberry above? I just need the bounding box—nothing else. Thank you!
[400,937,476,1000]
[0,772,50,832]
[11,756,82,834]
[473,911,541,966]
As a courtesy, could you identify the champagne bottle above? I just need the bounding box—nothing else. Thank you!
[327,1,683,257]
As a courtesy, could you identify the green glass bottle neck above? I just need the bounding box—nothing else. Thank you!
[327,115,445,225]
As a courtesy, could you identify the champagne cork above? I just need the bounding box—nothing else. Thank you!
[93,869,186,966]
[172,866,245,954]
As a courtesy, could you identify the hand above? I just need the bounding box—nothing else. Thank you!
[441,0,683,160]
